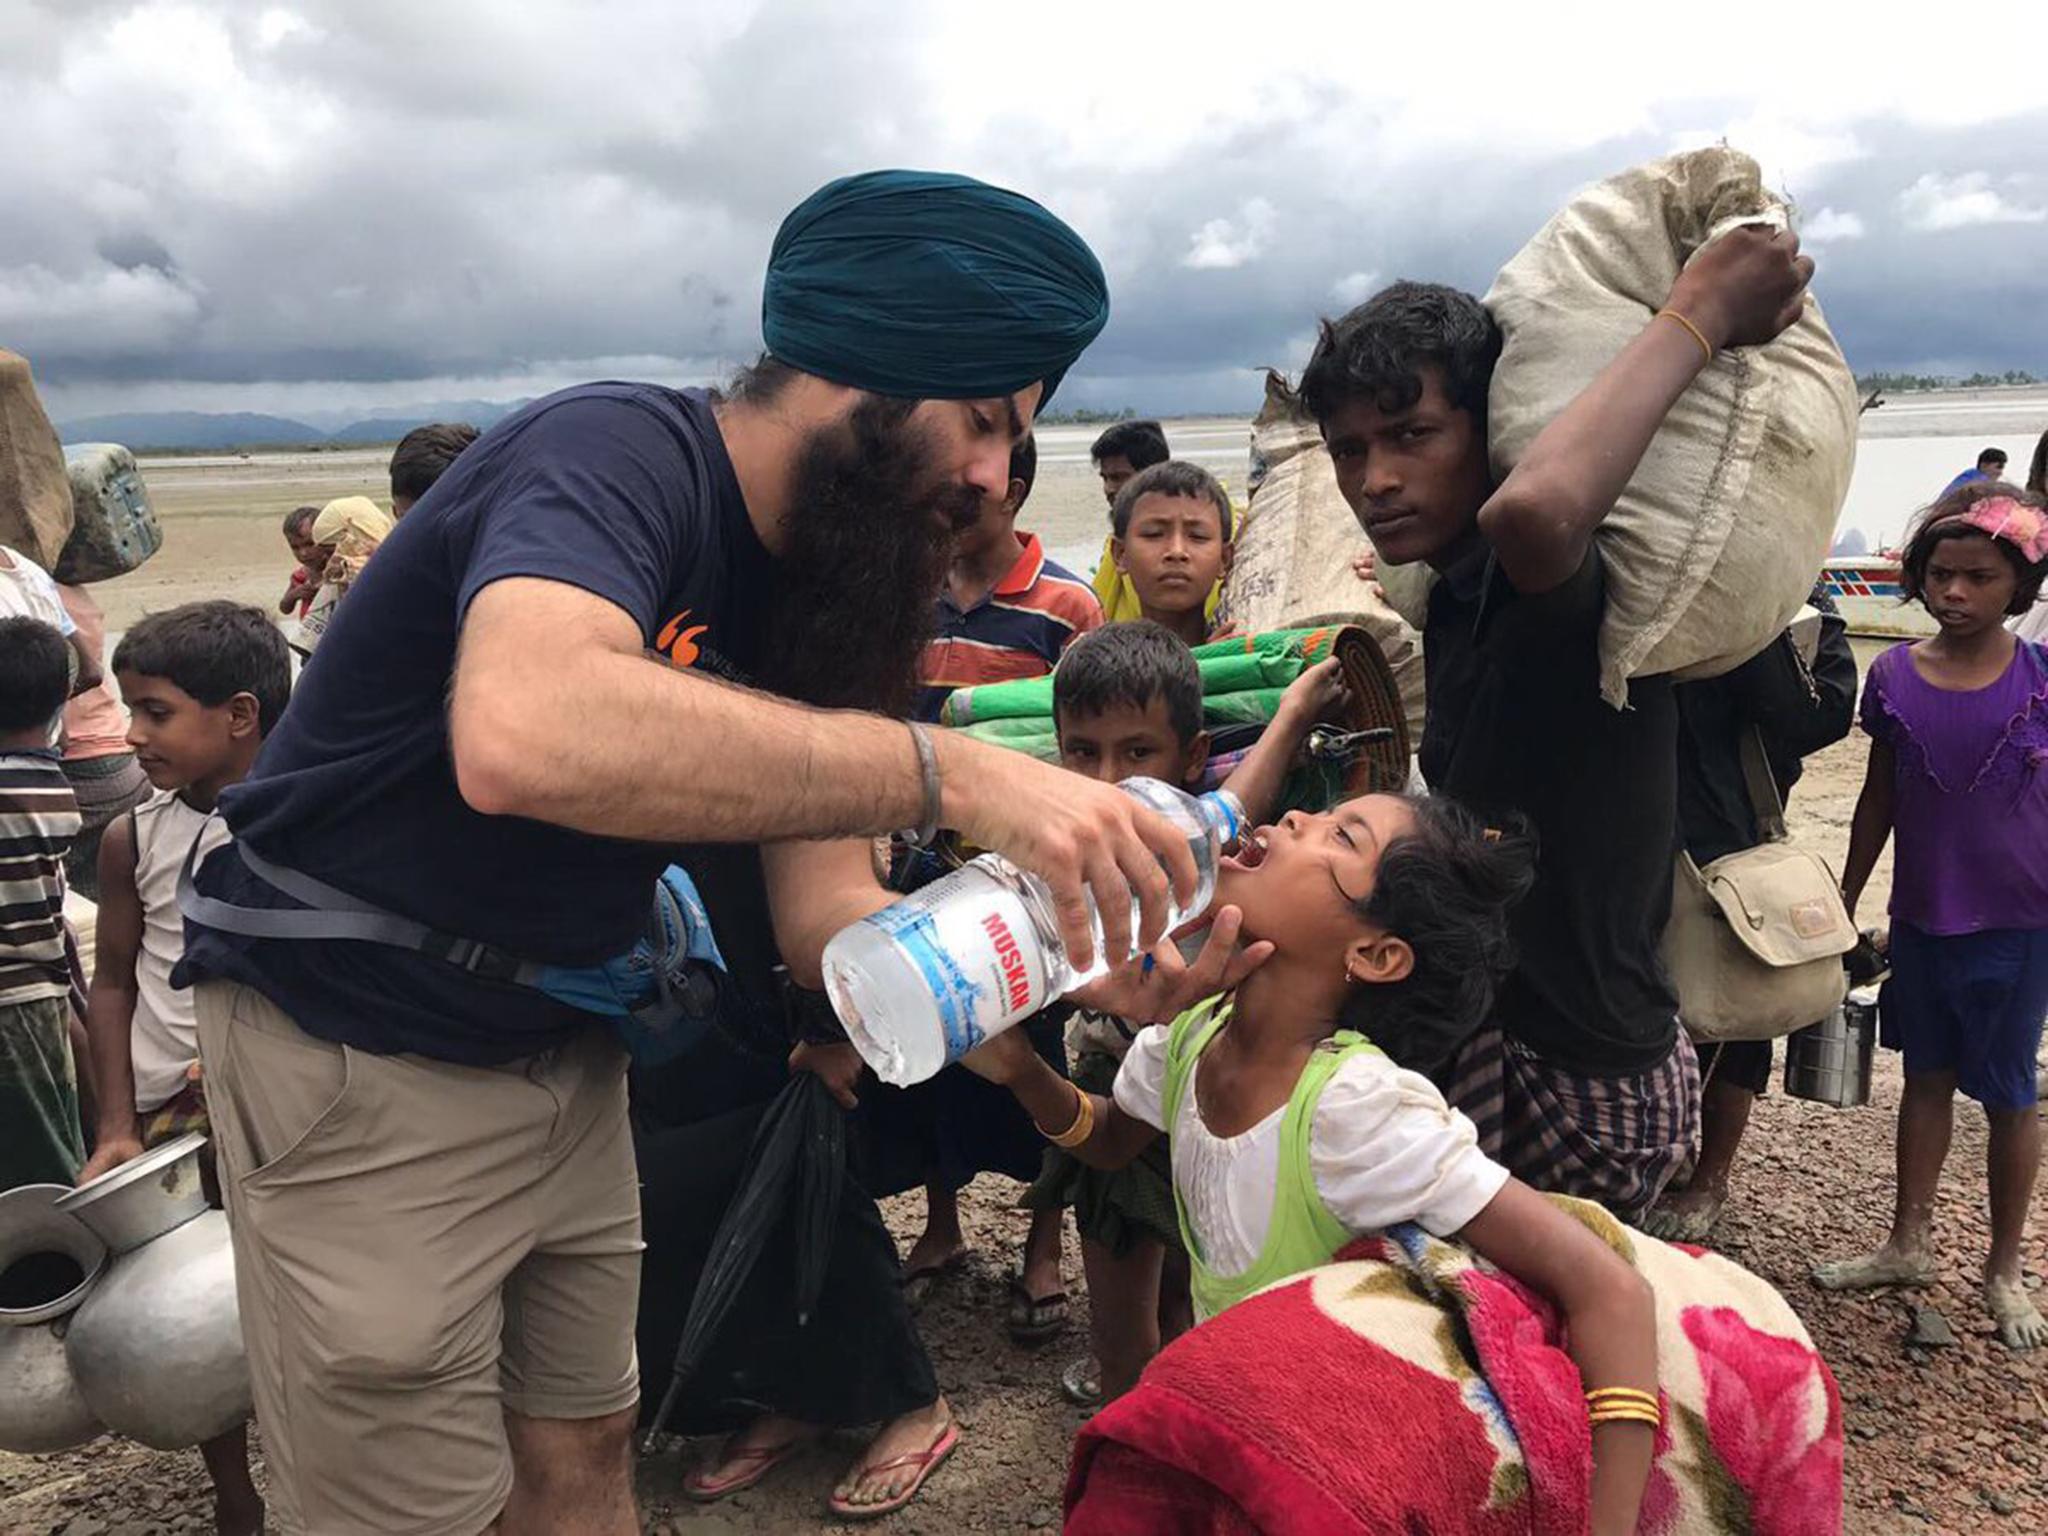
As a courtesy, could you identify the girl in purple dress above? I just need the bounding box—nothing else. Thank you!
[1818,481,2048,1349]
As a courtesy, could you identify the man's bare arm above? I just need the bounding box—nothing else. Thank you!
[451,578,1198,968]
[452,578,930,842]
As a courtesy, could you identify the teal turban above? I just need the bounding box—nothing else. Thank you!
[762,169,1109,408]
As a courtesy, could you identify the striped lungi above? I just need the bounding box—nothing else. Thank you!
[1443,1023,1700,1223]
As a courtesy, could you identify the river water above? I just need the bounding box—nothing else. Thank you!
[1026,387,2048,577]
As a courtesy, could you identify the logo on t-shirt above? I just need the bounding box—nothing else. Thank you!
[655,610,709,668]
[655,607,751,685]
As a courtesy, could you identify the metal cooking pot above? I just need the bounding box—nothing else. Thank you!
[66,1208,249,1451]
[54,1131,208,1253]
[1784,992,1877,1108]
[0,1317,103,1453]
[0,1183,108,1326]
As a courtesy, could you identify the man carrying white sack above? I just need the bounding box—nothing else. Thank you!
[174,170,1255,1536]
[1299,228,1812,1221]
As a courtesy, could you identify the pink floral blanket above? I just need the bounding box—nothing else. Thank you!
[1065,1199,1843,1534]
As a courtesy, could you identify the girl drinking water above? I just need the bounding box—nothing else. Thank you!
[964,792,1661,1536]
[1816,482,2048,1350]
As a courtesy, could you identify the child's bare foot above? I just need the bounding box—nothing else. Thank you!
[1986,1275,2048,1350]
[1811,1244,1938,1290]
[1640,1183,1726,1244]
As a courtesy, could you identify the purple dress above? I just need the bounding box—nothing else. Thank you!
[1861,640,2048,936]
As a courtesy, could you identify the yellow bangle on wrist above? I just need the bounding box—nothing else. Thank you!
[1585,1386,1662,1429]
[1655,307,1715,366]
[1045,1083,1096,1149]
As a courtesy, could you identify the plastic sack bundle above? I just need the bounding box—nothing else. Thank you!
[0,350,74,568]
[1482,146,1859,706]
[1218,372,1426,741]
[58,443,163,584]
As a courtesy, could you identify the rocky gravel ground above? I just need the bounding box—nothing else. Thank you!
[6,724,2046,1534]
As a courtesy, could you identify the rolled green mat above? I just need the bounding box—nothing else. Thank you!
[939,626,1341,728]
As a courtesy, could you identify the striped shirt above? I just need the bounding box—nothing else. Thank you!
[0,749,82,1006]
[917,534,1102,721]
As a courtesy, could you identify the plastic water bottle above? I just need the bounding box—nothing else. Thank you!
[823,779,1242,1086]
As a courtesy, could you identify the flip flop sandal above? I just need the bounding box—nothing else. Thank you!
[899,1248,969,1310]
[1059,1355,1104,1407]
[683,1432,816,1503]
[1007,1274,1070,1343]
[827,1423,961,1522]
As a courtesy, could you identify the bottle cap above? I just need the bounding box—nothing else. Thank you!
[1200,788,1244,844]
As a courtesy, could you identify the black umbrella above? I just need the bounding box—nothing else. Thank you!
[641,1067,845,1447]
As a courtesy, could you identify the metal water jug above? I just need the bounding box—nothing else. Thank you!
[66,1209,250,1449]
[1784,991,1878,1108]
[0,1317,103,1452]
[0,1185,108,1453]
[48,1134,251,1450]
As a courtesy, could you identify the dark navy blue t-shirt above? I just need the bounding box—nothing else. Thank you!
[180,384,777,1063]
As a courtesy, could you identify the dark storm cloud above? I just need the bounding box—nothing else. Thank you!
[4,1,2044,418]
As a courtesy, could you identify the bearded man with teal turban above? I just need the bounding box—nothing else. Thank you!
[179,165,1241,1535]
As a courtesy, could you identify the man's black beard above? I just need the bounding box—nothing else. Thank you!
[757,396,978,717]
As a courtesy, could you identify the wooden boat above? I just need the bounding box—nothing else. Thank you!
[1819,556,1937,639]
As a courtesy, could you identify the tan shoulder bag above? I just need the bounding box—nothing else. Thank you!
[1662,729,1854,1043]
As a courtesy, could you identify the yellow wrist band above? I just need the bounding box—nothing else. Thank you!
[1656,308,1714,365]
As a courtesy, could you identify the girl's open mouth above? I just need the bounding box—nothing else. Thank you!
[1224,829,1269,872]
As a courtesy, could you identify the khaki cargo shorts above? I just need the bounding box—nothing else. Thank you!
[195,981,642,1536]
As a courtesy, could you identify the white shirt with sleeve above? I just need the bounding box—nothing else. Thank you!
[0,545,81,744]
[1113,1020,1509,1279]
[0,546,78,633]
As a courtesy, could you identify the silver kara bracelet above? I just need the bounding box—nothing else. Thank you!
[900,721,942,849]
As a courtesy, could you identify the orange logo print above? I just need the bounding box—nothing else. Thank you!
[656,610,709,668]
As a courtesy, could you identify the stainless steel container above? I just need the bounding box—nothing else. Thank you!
[54,1131,208,1254]
[1784,993,1877,1108]
[0,1317,104,1452]
[66,1209,250,1451]
[0,1183,108,1326]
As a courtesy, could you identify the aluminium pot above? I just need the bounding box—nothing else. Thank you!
[0,1316,103,1453]
[0,1182,108,1326]
[1783,992,1877,1108]
[65,1209,250,1450]
[54,1130,208,1253]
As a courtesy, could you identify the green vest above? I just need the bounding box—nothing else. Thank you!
[1161,998,1383,1320]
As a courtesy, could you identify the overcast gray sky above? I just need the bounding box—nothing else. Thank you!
[6,0,2045,421]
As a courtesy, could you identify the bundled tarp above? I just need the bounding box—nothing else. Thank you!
[1218,372,1426,742]
[0,350,75,569]
[58,444,163,584]
[940,625,1411,807]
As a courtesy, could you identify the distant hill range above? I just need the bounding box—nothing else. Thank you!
[58,399,526,453]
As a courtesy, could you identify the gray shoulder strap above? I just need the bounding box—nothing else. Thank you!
[176,823,547,986]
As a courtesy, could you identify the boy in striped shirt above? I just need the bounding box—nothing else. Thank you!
[0,616,87,1187]
[916,434,1103,721]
